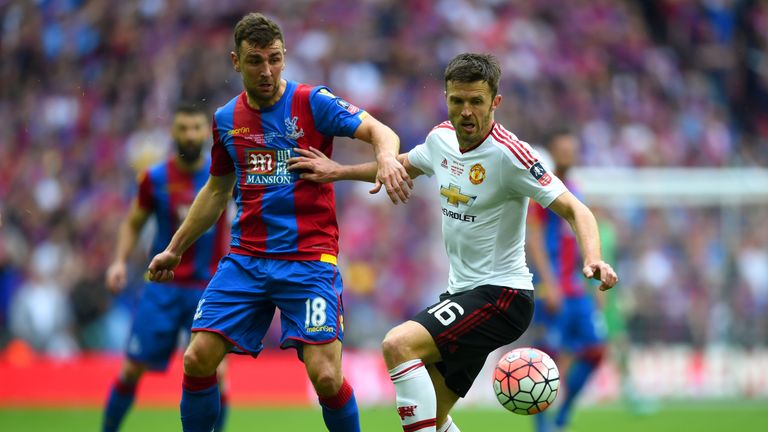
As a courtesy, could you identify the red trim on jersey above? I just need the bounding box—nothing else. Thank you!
[492,129,534,168]
[495,125,537,166]
[431,120,455,131]
[290,84,339,257]
[459,122,496,154]
[233,94,269,252]
[210,117,235,176]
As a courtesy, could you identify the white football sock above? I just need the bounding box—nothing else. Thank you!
[437,415,461,432]
[389,359,437,431]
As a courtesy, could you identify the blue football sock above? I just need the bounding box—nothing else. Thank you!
[318,378,360,432]
[214,392,229,432]
[180,374,220,432]
[555,349,603,427]
[534,410,552,432]
[103,378,138,432]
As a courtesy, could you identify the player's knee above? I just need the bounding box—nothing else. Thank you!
[381,328,414,366]
[122,360,147,382]
[309,364,342,396]
[183,345,217,376]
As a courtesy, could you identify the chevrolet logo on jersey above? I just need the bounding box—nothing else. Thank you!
[440,184,476,208]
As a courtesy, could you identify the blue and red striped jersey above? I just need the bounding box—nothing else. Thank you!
[209,81,367,261]
[529,180,585,297]
[137,158,229,284]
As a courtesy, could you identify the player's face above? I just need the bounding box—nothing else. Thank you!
[232,39,285,107]
[446,80,502,148]
[549,134,579,171]
[172,113,208,164]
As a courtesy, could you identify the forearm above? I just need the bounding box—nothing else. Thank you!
[166,184,228,256]
[568,203,603,265]
[335,161,378,183]
[369,123,400,163]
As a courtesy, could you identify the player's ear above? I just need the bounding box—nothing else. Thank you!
[230,51,240,72]
[491,94,502,110]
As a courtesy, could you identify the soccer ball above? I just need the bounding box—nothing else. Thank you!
[493,347,559,415]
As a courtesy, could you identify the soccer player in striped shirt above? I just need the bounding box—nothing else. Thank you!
[146,13,411,432]
[102,104,229,432]
[288,53,618,432]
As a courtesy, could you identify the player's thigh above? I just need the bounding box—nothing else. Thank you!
[126,283,185,371]
[270,260,344,352]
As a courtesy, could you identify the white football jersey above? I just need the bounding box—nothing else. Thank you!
[408,121,568,294]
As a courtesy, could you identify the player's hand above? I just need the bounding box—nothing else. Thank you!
[287,147,340,183]
[105,261,128,294]
[372,154,413,204]
[583,260,618,291]
[147,250,181,283]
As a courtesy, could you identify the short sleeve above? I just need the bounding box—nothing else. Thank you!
[210,118,234,176]
[136,170,154,211]
[407,142,434,177]
[502,143,567,207]
[309,87,368,138]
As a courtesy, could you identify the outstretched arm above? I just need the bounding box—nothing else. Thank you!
[287,147,423,195]
[547,192,619,291]
[148,173,235,282]
[106,203,151,293]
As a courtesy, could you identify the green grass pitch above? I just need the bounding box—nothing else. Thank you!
[1,402,766,431]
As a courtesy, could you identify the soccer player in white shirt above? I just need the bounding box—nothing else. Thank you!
[288,53,618,432]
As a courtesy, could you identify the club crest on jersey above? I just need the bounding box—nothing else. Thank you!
[335,98,360,115]
[245,149,293,185]
[529,161,552,186]
[469,163,486,185]
[284,116,304,140]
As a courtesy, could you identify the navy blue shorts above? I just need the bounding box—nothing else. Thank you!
[126,282,204,371]
[191,253,344,357]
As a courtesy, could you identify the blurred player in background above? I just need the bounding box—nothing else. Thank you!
[102,104,229,432]
[288,53,618,432]
[526,130,607,432]
[146,12,410,432]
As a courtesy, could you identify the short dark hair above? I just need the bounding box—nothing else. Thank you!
[234,12,285,55]
[444,53,502,96]
[174,102,207,117]
[542,127,574,149]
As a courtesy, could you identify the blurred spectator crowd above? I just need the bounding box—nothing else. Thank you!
[1,0,767,357]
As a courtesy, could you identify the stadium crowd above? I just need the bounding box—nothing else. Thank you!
[1,0,767,356]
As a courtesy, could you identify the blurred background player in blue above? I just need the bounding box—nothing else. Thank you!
[527,130,607,432]
[102,104,230,432]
